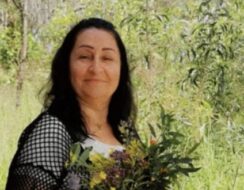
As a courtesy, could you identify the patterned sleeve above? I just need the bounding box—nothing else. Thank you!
[6,113,73,190]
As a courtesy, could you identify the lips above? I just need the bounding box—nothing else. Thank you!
[84,79,106,82]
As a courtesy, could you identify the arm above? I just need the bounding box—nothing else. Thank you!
[6,165,57,190]
[6,113,72,190]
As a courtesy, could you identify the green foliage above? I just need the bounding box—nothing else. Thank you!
[0,0,21,70]
[119,0,170,69]
[179,0,244,117]
[0,27,21,69]
[27,34,46,63]
[39,5,80,62]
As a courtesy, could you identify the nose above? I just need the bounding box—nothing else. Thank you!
[88,56,103,73]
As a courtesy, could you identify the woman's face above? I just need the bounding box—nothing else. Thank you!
[69,28,121,102]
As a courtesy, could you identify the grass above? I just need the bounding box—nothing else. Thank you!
[0,70,43,188]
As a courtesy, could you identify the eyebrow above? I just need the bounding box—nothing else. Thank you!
[78,44,116,52]
[102,47,116,52]
[78,44,93,49]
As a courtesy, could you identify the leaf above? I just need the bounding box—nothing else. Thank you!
[120,15,134,28]
[77,147,92,165]
[187,140,203,155]
[69,142,81,165]
[218,8,229,17]
[168,131,184,138]
[154,14,169,22]
[178,167,201,176]
[148,123,156,138]
[204,49,210,60]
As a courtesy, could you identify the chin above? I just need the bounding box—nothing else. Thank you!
[83,92,112,99]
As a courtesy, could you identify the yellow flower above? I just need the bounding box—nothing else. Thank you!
[89,152,115,170]
[90,171,107,188]
[126,140,145,159]
[110,187,116,190]
[99,171,107,180]
[89,153,104,163]
[89,177,99,188]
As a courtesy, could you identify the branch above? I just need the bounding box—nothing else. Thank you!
[11,0,22,11]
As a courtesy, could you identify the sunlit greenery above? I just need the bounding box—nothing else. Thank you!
[0,0,243,189]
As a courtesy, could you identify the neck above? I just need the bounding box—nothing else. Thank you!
[79,98,110,134]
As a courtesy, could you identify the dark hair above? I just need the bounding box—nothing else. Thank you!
[43,18,137,142]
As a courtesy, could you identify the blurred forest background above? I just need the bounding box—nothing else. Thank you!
[0,0,243,189]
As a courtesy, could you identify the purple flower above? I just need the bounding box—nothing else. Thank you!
[110,150,130,162]
[105,165,127,187]
[65,172,82,190]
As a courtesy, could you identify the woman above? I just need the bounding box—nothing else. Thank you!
[6,18,138,190]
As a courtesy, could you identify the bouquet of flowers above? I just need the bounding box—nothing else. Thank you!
[65,109,199,190]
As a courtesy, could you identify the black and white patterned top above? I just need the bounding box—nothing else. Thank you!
[6,112,86,190]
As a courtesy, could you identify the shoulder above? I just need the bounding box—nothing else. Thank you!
[18,112,72,149]
[22,111,67,133]
[30,112,71,142]
[15,112,72,178]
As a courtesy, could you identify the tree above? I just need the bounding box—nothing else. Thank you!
[13,0,28,107]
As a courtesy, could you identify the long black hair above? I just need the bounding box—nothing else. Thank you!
[43,18,137,142]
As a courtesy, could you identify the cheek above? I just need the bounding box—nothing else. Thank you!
[109,63,120,79]
[70,61,86,78]
[69,65,84,89]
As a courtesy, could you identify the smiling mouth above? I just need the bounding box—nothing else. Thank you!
[85,79,106,82]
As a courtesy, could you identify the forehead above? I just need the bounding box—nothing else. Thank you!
[74,28,119,50]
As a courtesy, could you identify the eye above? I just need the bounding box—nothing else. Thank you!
[102,57,113,61]
[79,55,90,60]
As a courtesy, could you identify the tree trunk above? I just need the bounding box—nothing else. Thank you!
[145,0,151,70]
[16,0,28,108]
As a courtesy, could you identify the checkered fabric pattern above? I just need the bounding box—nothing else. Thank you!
[6,112,86,190]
